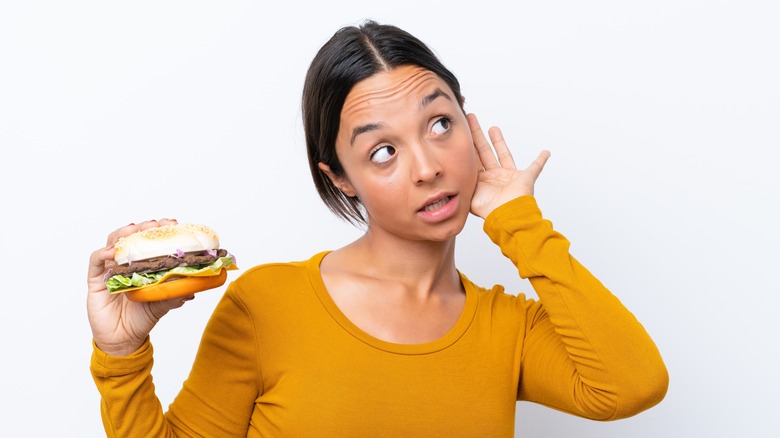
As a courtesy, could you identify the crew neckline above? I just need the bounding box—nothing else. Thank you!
[307,251,477,355]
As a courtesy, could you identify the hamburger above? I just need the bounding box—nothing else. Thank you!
[105,223,237,302]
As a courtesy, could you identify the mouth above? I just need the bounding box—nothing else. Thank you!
[419,195,454,212]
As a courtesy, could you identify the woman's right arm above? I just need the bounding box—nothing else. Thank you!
[88,220,195,437]
[88,220,260,437]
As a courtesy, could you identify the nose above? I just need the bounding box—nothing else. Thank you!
[410,143,443,184]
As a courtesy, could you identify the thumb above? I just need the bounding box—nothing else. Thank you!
[525,150,551,182]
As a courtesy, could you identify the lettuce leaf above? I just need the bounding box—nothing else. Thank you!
[106,256,236,293]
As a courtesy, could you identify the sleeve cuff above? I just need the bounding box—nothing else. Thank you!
[483,196,542,236]
[90,337,153,378]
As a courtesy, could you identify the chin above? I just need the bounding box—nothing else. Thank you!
[423,214,470,242]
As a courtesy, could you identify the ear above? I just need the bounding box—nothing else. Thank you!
[318,162,358,198]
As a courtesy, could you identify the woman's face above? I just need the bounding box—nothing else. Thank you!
[321,65,479,242]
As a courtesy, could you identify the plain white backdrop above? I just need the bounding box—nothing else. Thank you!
[1,1,778,436]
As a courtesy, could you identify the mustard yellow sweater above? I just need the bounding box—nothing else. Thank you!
[91,196,668,437]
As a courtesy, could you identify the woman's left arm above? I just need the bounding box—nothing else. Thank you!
[486,196,668,419]
[469,114,668,420]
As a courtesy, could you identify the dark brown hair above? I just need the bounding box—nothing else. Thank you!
[302,20,464,225]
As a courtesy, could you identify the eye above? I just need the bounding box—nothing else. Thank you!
[369,145,396,164]
[431,116,452,135]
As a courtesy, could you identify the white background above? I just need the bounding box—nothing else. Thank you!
[1,1,778,436]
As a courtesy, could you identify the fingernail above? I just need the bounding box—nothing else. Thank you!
[126,223,135,227]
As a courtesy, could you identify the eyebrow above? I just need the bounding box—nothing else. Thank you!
[350,122,386,146]
[349,88,453,146]
[419,88,452,109]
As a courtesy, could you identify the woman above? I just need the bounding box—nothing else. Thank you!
[88,21,668,437]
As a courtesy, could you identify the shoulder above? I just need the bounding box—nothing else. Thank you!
[461,271,548,331]
[462,273,539,314]
[227,252,327,306]
[216,252,334,335]
[238,258,310,283]
[460,274,544,341]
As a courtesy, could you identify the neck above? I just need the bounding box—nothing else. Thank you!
[347,229,460,297]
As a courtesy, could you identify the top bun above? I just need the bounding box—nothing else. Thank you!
[114,224,220,265]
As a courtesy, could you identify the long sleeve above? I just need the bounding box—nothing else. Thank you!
[89,280,262,437]
[483,195,668,420]
[91,338,165,437]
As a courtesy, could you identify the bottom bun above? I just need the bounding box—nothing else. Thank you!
[124,269,228,302]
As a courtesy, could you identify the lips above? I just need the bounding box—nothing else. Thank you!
[418,192,457,212]
[416,193,460,223]
[421,196,452,212]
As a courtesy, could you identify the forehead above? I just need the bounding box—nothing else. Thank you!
[341,66,451,122]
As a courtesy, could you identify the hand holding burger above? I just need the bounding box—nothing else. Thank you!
[87,219,237,356]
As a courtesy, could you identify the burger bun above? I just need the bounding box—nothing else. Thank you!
[114,224,220,265]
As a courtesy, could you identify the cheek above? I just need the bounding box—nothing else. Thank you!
[457,137,481,181]
[466,157,480,193]
[352,176,404,212]
[458,148,481,201]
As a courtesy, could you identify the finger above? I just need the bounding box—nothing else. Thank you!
[105,223,140,247]
[487,126,517,170]
[104,218,177,247]
[157,218,178,227]
[148,294,195,318]
[137,219,160,231]
[88,245,115,281]
[467,113,499,170]
[87,246,120,296]
[525,150,551,180]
